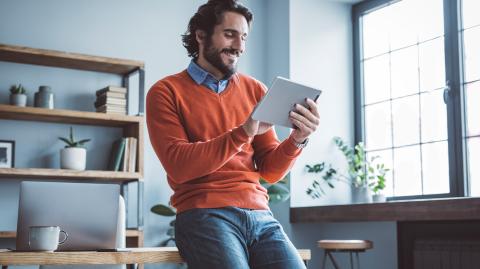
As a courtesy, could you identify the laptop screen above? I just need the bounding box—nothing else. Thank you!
[16,181,119,251]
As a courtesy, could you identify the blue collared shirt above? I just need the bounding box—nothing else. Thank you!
[187,60,230,94]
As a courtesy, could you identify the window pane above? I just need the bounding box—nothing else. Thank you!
[365,102,392,150]
[391,46,419,98]
[463,26,480,82]
[417,0,444,42]
[393,145,422,196]
[389,0,418,50]
[363,6,390,58]
[465,82,480,137]
[419,38,446,91]
[468,138,480,196]
[462,0,480,29]
[421,89,448,142]
[422,141,450,195]
[392,96,420,147]
[367,149,394,197]
[364,55,390,104]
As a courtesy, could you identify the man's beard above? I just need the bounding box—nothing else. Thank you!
[204,38,238,79]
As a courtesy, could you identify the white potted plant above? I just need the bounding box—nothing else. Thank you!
[58,127,91,170]
[9,84,27,107]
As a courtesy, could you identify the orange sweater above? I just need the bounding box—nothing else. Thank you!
[146,70,302,213]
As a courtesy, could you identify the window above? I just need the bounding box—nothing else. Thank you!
[353,0,478,199]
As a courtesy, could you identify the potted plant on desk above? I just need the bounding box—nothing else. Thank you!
[58,127,91,170]
[369,162,389,202]
[9,84,28,107]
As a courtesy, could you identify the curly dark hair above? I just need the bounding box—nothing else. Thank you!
[182,0,253,58]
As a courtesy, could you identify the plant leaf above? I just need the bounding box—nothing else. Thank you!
[267,183,290,203]
[151,204,176,216]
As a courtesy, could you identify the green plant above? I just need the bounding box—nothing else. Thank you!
[369,163,389,194]
[9,84,26,94]
[305,137,389,199]
[259,177,290,203]
[150,204,176,246]
[151,176,290,246]
[58,127,91,148]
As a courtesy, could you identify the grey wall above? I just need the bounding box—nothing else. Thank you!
[0,0,397,269]
[0,1,266,269]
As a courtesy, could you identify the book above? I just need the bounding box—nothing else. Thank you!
[94,97,127,108]
[96,104,127,114]
[122,137,130,172]
[96,85,127,96]
[99,91,126,99]
[128,137,137,173]
[108,138,126,171]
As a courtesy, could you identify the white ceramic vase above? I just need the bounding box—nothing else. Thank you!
[372,193,387,203]
[351,186,372,204]
[10,94,27,107]
[60,147,86,170]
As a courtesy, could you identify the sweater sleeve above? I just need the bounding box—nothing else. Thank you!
[252,127,302,184]
[146,82,252,184]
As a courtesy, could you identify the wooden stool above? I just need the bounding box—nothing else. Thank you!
[318,240,373,269]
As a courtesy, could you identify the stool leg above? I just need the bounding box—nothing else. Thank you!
[356,252,360,269]
[321,251,328,269]
[327,251,341,269]
[350,252,354,269]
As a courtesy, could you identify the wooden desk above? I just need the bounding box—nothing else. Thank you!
[0,247,311,266]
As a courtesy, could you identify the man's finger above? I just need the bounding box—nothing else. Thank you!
[306,98,320,117]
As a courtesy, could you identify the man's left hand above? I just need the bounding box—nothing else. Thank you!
[289,98,320,144]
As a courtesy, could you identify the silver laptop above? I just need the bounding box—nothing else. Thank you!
[16,181,120,251]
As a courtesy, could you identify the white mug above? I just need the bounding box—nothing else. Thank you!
[29,226,68,252]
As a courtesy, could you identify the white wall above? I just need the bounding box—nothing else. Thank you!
[285,1,398,268]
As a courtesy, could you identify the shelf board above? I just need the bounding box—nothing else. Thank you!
[0,230,142,239]
[0,231,15,239]
[126,229,143,238]
[0,168,142,182]
[0,43,144,75]
[0,104,142,127]
[290,197,480,222]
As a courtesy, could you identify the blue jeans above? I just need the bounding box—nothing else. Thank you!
[175,206,307,269]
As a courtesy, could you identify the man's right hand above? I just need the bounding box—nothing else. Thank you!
[242,117,272,137]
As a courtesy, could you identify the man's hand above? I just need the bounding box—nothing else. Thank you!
[242,117,273,137]
[289,98,320,143]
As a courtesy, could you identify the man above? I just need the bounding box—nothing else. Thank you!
[146,0,320,268]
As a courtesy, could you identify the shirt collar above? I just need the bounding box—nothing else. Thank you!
[187,60,232,84]
[187,60,210,85]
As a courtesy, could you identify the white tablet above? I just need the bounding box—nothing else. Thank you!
[252,77,322,128]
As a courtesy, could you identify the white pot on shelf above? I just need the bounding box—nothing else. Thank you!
[10,94,27,107]
[60,147,86,170]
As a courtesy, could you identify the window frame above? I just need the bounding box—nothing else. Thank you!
[352,0,468,200]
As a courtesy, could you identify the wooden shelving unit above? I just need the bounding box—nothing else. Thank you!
[0,168,141,182]
[0,43,144,75]
[0,43,145,249]
[0,230,143,240]
[0,104,142,127]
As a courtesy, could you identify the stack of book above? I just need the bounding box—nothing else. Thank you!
[95,86,127,115]
[107,137,138,172]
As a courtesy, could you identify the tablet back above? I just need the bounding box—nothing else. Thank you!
[252,77,322,128]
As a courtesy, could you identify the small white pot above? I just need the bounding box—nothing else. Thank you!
[351,186,372,204]
[10,94,27,107]
[60,147,86,170]
[372,193,387,203]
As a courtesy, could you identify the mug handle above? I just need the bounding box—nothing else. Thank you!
[58,230,68,245]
